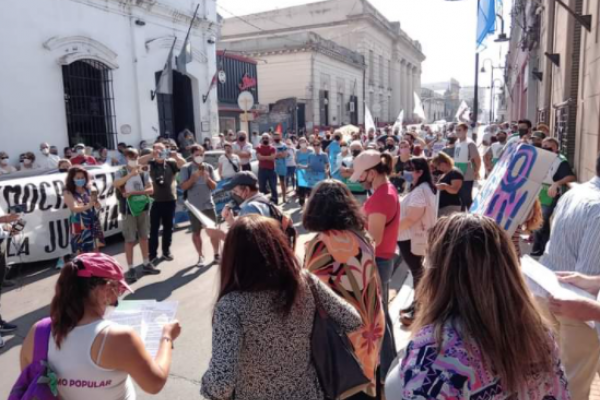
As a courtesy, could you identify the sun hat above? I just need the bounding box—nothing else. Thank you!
[350,150,385,182]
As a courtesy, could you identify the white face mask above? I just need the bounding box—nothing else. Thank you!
[128,159,138,168]
[23,159,32,166]
[194,156,204,164]
[1,158,8,166]
[300,143,308,149]
[41,148,49,155]
[76,149,84,155]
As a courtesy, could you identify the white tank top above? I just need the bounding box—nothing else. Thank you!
[48,319,136,400]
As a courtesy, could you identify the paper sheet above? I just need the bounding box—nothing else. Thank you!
[521,256,596,301]
[185,200,217,230]
[108,300,178,357]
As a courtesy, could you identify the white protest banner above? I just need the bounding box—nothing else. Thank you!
[413,93,426,122]
[392,110,404,134]
[470,143,557,236]
[365,106,376,134]
[0,166,122,264]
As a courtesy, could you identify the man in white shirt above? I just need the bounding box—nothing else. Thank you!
[218,142,241,180]
[233,131,253,172]
[35,142,60,170]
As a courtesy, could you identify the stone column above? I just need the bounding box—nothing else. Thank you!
[407,64,413,119]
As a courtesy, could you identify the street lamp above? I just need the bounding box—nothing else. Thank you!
[480,59,504,123]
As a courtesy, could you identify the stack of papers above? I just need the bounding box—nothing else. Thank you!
[107,300,178,357]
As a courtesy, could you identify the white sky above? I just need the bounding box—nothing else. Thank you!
[217,0,510,88]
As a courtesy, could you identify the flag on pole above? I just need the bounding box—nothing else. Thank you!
[392,110,404,134]
[455,100,471,122]
[477,0,496,50]
[413,92,426,122]
[365,106,376,134]
[153,37,177,99]
[275,124,283,134]
[176,4,200,74]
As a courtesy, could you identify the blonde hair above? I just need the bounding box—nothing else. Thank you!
[414,214,553,393]
[431,152,455,168]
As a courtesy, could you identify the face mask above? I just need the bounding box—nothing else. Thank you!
[403,170,414,183]
[352,150,361,158]
[0,158,8,166]
[128,160,138,168]
[41,148,49,155]
[448,138,458,145]
[23,159,32,166]
[300,143,308,149]
[59,168,68,173]
[274,139,281,143]
[76,149,84,155]
[518,128,529,138]
[231,192,245,205]
[262,140,269,145]
[341,146,349,153]
[359,171,374,191]
[194,156,204,164]
[74,178,86,187]
[400,148,410,156]
[239,137,246,142]
[386,144,395,150]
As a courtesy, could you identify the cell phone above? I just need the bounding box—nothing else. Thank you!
[9,204,26,214]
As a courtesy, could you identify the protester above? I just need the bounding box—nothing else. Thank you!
[285,137,297,192]
[0,152,17,175]
[215,133,226,150]
[114,149,158,282]
[484,130,508,174]
[180,145,219,267]
[303,180,385,398]
[18,253,181,399]
[70,143,97,166]
[19,152,36,171]
[95,147,109,165]
[273,132,289,203]
[511,199,543,258]
[530,131,546,148]
[178,129,196,158]
[50,145,59,156]
[396,157,437,326]
[431,152,464,217]
[351,150,399,312]
[115,142,128,166]
[307,137,330,179]
[233,131,253,172]
[217,142,240,180]
[201,215,362,400]
[256,133,278,204]
[250,131,260,147]
[518,119,533,142]
[139,142,186,262]
[454,122,481,210]
[203,137,213,151]
[386,214,569,398]
[537,123,551,137]
[35,142,61,170]
[295,136,314,206]
[441,132,457,158]
[64,166,105,254]
[58,159,72,173]
[536,153,600,400]
[63,147,73,160]
[389,140,412,194]
[531,137,577,257]
[221,172,271,220]
[0,210,22,347]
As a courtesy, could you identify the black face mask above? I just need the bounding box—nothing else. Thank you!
[274,139,281,143]
[518,128,529,138]
[352,150,361,158]
[387,144,395,150]
[231,193,245,205]
[59,168,68,173]
[239,137,246,142]
[448,138,458,145]
[262,140,269,145]
[334,136,341,141]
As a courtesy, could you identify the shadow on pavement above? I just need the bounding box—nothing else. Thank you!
[0,304,50,355]
[124,264,213,302]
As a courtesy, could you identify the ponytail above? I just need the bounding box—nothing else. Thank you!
[373,153,393,176]
[50,260,107,348]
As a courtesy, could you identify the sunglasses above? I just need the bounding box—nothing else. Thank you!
[1,157,8,160]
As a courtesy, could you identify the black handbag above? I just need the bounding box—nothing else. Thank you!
[308,277,370,400]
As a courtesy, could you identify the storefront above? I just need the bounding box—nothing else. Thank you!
[217,51,260,133]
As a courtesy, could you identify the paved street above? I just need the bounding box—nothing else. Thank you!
[0,198,408,400]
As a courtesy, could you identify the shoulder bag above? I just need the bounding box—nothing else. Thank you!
[308,277,370,400]
[9,317,58,400]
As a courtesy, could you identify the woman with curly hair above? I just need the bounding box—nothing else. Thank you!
[303,180,385,399]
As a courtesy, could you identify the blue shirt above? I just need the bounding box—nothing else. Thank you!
[238,193,271,217]
[308,152,329,173]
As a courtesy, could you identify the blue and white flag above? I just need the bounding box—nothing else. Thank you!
[477,0,497,50]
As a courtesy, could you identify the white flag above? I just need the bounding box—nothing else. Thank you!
[392,110,404,134]
[365,106,376,134]
[156,38,176,96]
[413,92,426,121]
[455,100,471,122]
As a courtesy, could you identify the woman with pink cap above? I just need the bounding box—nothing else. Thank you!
[18,253,181,399]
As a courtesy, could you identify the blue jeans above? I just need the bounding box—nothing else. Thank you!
[376,257,394,315]
[286,166,296,189]
[258,168,278,203]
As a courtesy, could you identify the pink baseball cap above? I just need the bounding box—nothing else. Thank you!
[75,253,134,294]
[350,150,384,182]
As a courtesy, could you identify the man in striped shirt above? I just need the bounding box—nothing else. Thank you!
[538,153,600,400]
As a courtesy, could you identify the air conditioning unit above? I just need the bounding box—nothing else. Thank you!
[348,102,356,113]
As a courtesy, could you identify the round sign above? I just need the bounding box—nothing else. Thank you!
[218,70,227,84]
[120,124,132,135]
[237,91,255,111]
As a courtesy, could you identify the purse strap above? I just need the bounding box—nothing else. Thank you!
[32,317,52,363]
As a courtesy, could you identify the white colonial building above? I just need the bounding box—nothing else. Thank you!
[220,0,425,127]
[0,0,219,162]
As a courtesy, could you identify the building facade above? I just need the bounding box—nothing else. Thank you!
[421,87,446,122]
[0,0,219,161]
[422,79,461,122]
[220,0,425,127]
[505,0,600,180]
[218,32,365,131]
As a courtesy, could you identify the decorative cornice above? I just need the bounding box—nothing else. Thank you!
[43,35,119,69]
[145,36,208,63]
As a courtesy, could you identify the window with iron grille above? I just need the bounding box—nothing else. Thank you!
[62,60,117,150]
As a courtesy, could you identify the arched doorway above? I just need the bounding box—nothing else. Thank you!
[62,60,117,149]
[155,70,196,140]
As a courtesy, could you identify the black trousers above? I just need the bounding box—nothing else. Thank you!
[241,163,251,172]
[149,201,176,259]
[398,240,424,294]
[0,250,6,314]
[459,180,475,211]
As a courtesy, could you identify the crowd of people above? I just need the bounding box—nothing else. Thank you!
[5,120,600,400]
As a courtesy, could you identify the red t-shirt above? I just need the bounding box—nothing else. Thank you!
[364,183,400,260]
[70,155,97,166]
[256,145,275,170]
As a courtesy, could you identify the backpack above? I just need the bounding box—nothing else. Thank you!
[9,317,58,400]
[266,202,298,250]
